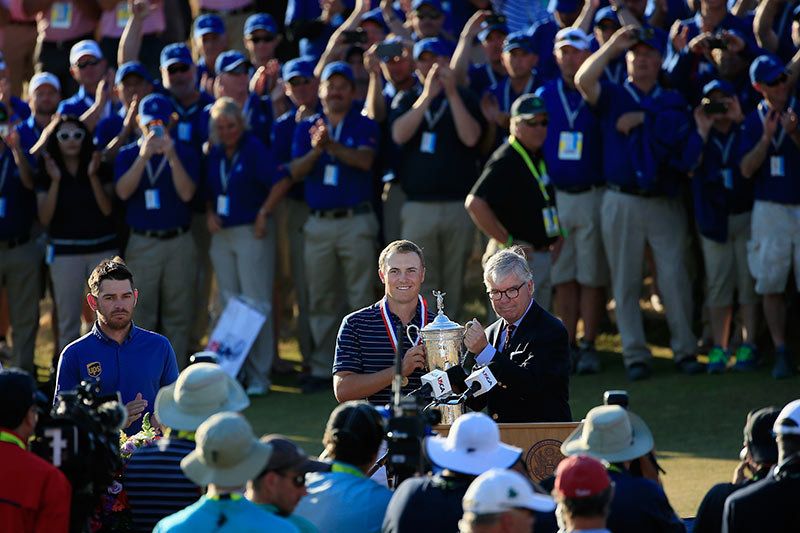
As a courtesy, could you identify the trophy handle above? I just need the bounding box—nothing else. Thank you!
[406,324,421,346]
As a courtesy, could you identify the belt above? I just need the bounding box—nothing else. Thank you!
[557,184,603,194]
[607,183,659,198]
[0,234,30,250]
[132,226,190,240]
[310,202,372,219]
[200,3,253,16]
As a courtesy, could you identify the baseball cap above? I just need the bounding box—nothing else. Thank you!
[0,368,46,429]
[361,8,386,27]
[750,54,787,85]
[194,13,225,37]
[555,27,591,51]
[554,455,612,498]
[412,0,443,12]
[594,6,619,25]
[216,50,249,74]
[321,61,355,83]
[413,37,454,60]
[773,399,800,436]
[742,407,780,464]
[478,22,509,43]
[633,28,666,56]
[260,435,330,474]
[555,0,580,12]
[69,39,103,65]
[463,469,556,515]
[503,31,535,54]
[702,79,735,97]
[138,93,173,125]
[244,13,277,36]
[283,57,316,81]
[115,61,152,86]
[511,94,547,119]
[29,72,60,93]
[160,43,194,68]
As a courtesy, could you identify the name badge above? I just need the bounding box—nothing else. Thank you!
[145,189,161,210]
[216,194,230,216]
[50,2,73,29]
[45,244,55,265]
[115,2,131,28]
[770,155,785,177]
[0,198,5,218]
[323,164,339,186]
[177,122,192,142]
[558,131,583,161]
[542,206,561,238]
[420,132,437,154]
[721,168,733,190]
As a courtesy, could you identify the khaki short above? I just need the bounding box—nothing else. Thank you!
[700,212,758,307]
[747,200,800,295]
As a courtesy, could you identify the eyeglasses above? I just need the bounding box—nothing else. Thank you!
[249,34,276,44]
[766,73,788,87]
[280,471,306,488]
[56,130,85,142]
[487,281,527,301]
[76,57,101,69]
[415,9,442,20]
[288,76,312,87]
[522,118,548,128]
[167,63,191,75]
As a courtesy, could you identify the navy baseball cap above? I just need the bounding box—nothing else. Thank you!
[321,61,354,83]
[115,61,152,85]
[216,50,249,74]
[244,13,277,36]
[139,93,174,125]
[194,13,225,37]
[633,29,666,56]
[702,79,735,97]
[0,368,46,429]
[283,57,316,81]
[594,6,619,25]
[478,22,509,43]
[503,31,536,54]
[750,54,787,85]
[361,8,385,27]
[160,43,194,68]
[555,0,580,12]
[412,0,443,12]
[413,37,454,60]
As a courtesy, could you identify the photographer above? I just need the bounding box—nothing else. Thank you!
[0,368,71,533]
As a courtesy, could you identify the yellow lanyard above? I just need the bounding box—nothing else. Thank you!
[208,493,243,501]
[0,430,25,450]
[331,461,365,478]
[509,136,551,203]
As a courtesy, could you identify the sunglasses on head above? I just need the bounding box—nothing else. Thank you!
[288,76,312,87]
[522,118,548,128]
[76,57,101,69]
[766,73,788,87]
[167,63,191,75]
[56,129,85,142]
[415,9,442,20]
[249,34,276,44]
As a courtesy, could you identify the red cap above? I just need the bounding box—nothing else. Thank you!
[555,455,611,498]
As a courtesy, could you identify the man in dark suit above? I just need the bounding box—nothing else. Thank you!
[463,247,572,423]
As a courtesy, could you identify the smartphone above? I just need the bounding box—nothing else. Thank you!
[151,122,165,138]
[635,27,655,41]
[484,14,507,26]
[343,29,368,45]
[603,390,630,409]
[376,41,404,61]
[707,35,727,50]
[702,98,728,115]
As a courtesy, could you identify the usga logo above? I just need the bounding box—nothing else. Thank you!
[437,375,446,393]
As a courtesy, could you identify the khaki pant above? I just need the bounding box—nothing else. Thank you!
[304,213,378,378]
[747,200,800,295]
[125,232,196,367]
[700,212,757,307]
[382,181,406,244]
[601,190,696,366]
[2,23,37,97]
[210,222,276,389]
[190,213,214,351]
[285,198,312,361]
[483,238,553,312]
[401,201,474,319]
[0,240,42,373]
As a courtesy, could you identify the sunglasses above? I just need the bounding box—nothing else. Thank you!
[766,73,788,87]
[249,34,276,44]
[167,63,191,75]
[415,9,442,20]
[523,118,548,128]
[76,57,101,69]
[288,76,312,87]
[56,129,85,142]
[281,472,306,488]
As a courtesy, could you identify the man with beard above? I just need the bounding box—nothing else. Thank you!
[17,73,61,165]
[54,257,179,434]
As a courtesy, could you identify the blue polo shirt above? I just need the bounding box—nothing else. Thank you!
[170,92,215,154]
[272,104,323,202]
[54,322,178,435]
[0,146,35,240]
[487,71,542,114]
[57,85,122,119]
[155,496,299,533]
[14,115,43,168]
[739,97,800,205]
[291,105,379,210]
[468,63,508,98]
[206,131,284,227]
[529,18,561,83]
[94,112,126,149]
[7,96,30,123]
[536,78,603,189]
[588,37,626,85]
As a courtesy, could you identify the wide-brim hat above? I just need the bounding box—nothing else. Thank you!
[155,362,249,431]
[561,405,654,463]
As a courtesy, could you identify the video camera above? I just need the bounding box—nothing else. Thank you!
[31,380,126,532]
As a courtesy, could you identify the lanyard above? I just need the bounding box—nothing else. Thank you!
[623,80,661,105]
[757,96,796,150]
[145,156,168,187]
[208,493,243,501]
[380,295,428,353]
[331,461,366,478]
[504,74,535,112]
[424,99,449,129]
[711,132,735,166]
[557,78,584,130]
[219,151,240,193]
[509,136,551,203]
[485,63,497,87]
[0,154,11,194]
[0,430,25,450]
[604,63,623,85]
[243,95,253,127]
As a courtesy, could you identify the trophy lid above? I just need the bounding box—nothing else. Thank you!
[421,291,464,333]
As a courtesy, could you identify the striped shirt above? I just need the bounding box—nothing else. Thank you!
[123,437,201,533]
[333,298,434,406]
[491,0,551,33]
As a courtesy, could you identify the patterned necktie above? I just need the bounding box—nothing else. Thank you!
[503,323,516,351]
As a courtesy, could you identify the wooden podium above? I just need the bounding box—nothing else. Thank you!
[434,422,580,482]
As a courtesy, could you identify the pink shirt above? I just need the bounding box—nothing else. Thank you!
[200,0,252,11]
[2,0,36,22]
[38,1,96,42]
[98,1,165,38]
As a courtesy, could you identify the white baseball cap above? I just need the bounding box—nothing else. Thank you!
[29,72,61,93]
[463,469,556,515]
[69,39,103,65]
[773,399,800,436]
[554,27,592,51]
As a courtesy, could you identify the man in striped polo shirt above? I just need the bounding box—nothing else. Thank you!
[333,240,435,406]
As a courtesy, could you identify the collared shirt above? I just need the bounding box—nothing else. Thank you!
[124,437,201,533]
[169,91,215,155]
[0,146,36,240]
[57,85,122,120]
[54,322,179,434]
[333,297,433,406]
[295,461,392,533]
[154,495,299,533]
[114,140,198,231]
[468,63,508,99]
[475,298,533,365]
[41,0,96,42]
[487,71,541,115]
[98,0,165,38]
[16,115,44,167]
[257,504,319,533]
[530,17,561,83]
[605,468,685,533]
[382,474,473,533]
[272,103,323,201]
[291,105,379,210]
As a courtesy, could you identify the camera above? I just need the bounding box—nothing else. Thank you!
[635,27,655,42]
[384,391,441,484]
[603,390,629,409]
[701,98,728,115]
[707,33,727,50]
[376,41,404,61]
[342,29,368,45]
[151,121,165,138]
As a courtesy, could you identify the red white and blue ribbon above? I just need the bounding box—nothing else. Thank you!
[380,295,428,353]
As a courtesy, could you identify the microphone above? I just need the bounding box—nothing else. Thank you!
[459,365,498,401]
[412,366,470,399]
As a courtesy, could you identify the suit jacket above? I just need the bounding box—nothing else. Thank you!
[466,300,572,423]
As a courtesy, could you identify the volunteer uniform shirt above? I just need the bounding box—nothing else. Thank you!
[0,147,36,240]
[154,495,299,533]
[536,78,603,190]
[272,104,322,202]
[487,71,541,116]
[54,322,179,434]
[333,297,434,406]
[739,98,800,205]
[468,62,508,98]
[529,18,561,83]
[114,141,198,231]
[16,116,44,166]
[57,85,122,120]
[291,105,378,210]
